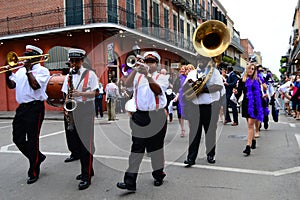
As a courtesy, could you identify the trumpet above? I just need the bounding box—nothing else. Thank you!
[125,54,149,71]
[0,51,50,74]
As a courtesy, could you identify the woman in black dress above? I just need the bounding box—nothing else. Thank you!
[234,63,266,156]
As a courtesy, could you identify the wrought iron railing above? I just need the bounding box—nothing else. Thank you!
[0,3,194,53]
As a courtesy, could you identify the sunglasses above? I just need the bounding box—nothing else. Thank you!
[144,58,157,63]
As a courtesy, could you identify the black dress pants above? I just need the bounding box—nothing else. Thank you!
[187,101,219,162]
[12,100,45,178]
[124,109,167,186]
[72,101,95,182]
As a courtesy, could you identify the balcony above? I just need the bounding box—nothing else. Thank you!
[172,0,186,9]
[0,3,194,53]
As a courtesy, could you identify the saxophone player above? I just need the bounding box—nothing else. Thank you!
[61,48,98,190]
[183,58,224,166]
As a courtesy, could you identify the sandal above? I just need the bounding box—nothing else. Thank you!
[180,130,185,137]
[255,132,260,138]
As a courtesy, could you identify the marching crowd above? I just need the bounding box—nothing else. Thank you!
[4,44,300,192]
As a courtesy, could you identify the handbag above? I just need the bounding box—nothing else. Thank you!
[125,98,137,113]
[230,93,237,104]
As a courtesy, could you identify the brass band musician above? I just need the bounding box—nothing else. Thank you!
[5,45,50,184]
[61,48,98,190]
[183,58,224,166]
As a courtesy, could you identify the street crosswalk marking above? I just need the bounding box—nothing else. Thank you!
[1,148,299,177]
[1,129,300,178]
[295,134,300,149]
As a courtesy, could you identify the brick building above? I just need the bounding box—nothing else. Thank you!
[0,0,241,111]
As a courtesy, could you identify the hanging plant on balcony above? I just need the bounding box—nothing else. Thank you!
[222,55,236,66]
[279,67,287,74]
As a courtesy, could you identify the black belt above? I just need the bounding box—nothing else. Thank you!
[137,108,165,113]
[20,100,43,107]
[77,101,94,105]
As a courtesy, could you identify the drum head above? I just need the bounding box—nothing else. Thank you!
[46,74,65,107]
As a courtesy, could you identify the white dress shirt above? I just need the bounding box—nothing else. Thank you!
[185,67,223,105]
[61,67,98,102]
[9,63,50,104]
[133,71,169,111]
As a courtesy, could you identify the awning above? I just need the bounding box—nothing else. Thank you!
[44,46,70,70]
[233,65,245,73]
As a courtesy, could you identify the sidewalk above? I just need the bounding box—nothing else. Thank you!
[0,111,64,120]
[0,110,130,121]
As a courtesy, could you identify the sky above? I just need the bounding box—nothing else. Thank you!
[221,0,298,76]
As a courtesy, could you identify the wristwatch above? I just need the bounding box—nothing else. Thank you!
[146,73,152,78]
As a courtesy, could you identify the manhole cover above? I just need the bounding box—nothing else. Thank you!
[228,135,248,140]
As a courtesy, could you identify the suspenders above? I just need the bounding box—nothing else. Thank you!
[135,74,161,110]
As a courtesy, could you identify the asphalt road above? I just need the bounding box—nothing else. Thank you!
[0,112,299,200]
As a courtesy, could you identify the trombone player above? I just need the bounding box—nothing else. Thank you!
[5,45,50,184]
[183,20,230,166]
[61,48,98,190]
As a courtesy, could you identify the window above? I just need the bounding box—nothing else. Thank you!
[141,0,148,27]
[179,18,184,47]
[66,0,83,26]
[164,8,169,40]
[173,14,178,44]
[108,0,118,23]
[126,0,135,28]
[153,2,160,37]
[207,1,211,20]
[187,23,190,48]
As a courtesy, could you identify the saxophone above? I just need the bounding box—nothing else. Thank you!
[64,68,77,131]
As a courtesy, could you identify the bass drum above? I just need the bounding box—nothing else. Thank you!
[46,74,65,107]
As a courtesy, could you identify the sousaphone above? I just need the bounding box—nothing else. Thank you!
[184,20,231,100]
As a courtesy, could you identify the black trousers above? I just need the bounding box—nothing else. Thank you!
[64,116,81,159]
[70,101,95,181]
[94,97,103,117]
[187,101,219,162]
[12,100,45,178]
[124,109,167,186]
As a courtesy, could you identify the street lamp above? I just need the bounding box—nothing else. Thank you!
[132,42,141,56]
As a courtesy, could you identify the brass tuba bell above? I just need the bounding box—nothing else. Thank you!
[193,20,231,59]
[183,20,231,101]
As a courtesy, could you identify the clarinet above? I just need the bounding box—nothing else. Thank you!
[64,68,77,131]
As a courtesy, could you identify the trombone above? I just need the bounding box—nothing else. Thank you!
[0,51,50,74]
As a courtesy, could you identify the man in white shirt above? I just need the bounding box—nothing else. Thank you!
[61,48,98,190]
[117,51,169,191]
[105,78,119,120]
[6,45,50,184]
[183,58,224,166]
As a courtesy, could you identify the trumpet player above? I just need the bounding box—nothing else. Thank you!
[183,58,224,166]
[117,51,169,191]
[61,48,98,190]
[5,45,50,184]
